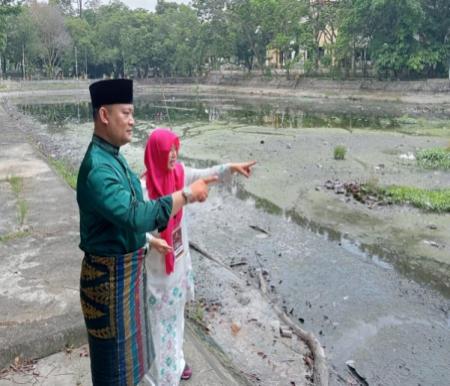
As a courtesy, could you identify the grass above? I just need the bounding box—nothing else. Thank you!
[0,230,30,243]
[186,300,205,325]
[48,158,78,189]
[7,176,28,226]
[357,178,450,213]
[385,186,450,213]
[8,175,23,196]
[416,148,450,170]
[334,145,347,160]
[18,200,28,226]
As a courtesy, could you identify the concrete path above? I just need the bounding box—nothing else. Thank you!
[0,325,241,386]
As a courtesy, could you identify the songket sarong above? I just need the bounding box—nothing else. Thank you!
[80,248,154,386]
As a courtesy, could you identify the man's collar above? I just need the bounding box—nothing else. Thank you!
[92,134,119,156]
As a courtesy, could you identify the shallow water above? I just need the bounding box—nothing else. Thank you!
[16,93,423,132]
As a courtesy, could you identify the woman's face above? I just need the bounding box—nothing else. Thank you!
[167,144,177,170]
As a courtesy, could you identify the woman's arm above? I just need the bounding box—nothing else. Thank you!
[184,161,256,186]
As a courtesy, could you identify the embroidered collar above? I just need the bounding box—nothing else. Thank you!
[92,134,120,156]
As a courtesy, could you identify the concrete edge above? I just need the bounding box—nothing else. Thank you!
[186,320,254,385]
[0,312,87,371]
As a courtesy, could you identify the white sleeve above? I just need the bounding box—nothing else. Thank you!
[184,163,232,186]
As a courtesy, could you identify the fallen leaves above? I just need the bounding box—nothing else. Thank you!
[0,356,39,380]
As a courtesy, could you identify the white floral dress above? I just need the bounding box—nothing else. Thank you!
[140,164,230,386]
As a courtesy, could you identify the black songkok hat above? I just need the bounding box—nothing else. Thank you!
[89,79,133,109]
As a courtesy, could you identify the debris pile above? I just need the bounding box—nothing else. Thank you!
[324,179,392,209]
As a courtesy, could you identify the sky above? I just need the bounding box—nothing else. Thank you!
[117,0,191,11]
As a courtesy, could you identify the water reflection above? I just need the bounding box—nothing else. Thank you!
[17,95,404,132]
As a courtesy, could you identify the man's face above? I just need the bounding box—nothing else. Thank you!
[104,104,135,147]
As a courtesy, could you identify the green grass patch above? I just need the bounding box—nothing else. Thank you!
[334,145,347,160]
[385,186,450,212]
[354,178,450,212]
[48,158,78,189]
[416,148,450,170]
[18,199,28,226]
[7,176,28,225]
[8,175,23,196]
[0,230,30,244]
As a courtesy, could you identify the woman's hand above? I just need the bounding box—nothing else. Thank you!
[230,161,256,178]
[150,237,172,255]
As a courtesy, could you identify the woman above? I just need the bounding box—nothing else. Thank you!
[140,128,255,385]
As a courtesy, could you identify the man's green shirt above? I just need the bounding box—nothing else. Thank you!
[77,135,172,256]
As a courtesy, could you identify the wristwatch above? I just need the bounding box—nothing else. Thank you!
[182,186,193,204]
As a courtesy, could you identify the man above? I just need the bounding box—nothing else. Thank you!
[77,79,215,386]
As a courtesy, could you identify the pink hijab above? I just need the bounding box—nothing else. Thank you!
[144,128,184,275]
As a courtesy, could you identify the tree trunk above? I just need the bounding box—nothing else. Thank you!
[351,41,355,77]
[75,45,78,79]
[448,58,450,80]
[22,44,26,80]
[363,48,367,78]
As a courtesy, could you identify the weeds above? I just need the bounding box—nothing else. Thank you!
[48,158,77,189]
[334,145,347,160]
[416,147,450,170]
[18,200,28,226]
[186,301,205,325]
[7,176,28,226]
[8,175,23,196]
[334,177,450,213]
[385,186,450,213]
[0,230,30,243]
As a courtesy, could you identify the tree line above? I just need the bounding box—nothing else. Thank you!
[0,0,449,80]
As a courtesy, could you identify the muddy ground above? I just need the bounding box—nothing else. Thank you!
[176,122,450,296]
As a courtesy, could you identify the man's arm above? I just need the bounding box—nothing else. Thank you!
[87,165,172,233]
[170,175,218,216]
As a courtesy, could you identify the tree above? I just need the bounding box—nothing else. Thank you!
[91,2,131,77]
[193,0,234,70]
[0,0,20,77]
[308,0,340,71]
[4,8,40,79]
[155,0,179,15]
[152,5,203,76]
[118,10,155,77]
[418,0,450,77]
[29,2,71,78]
[268,0,311,75]
[49,0,74,16]
[227,0,277,70]
[337,0,425,79]
[64,16,95,77]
